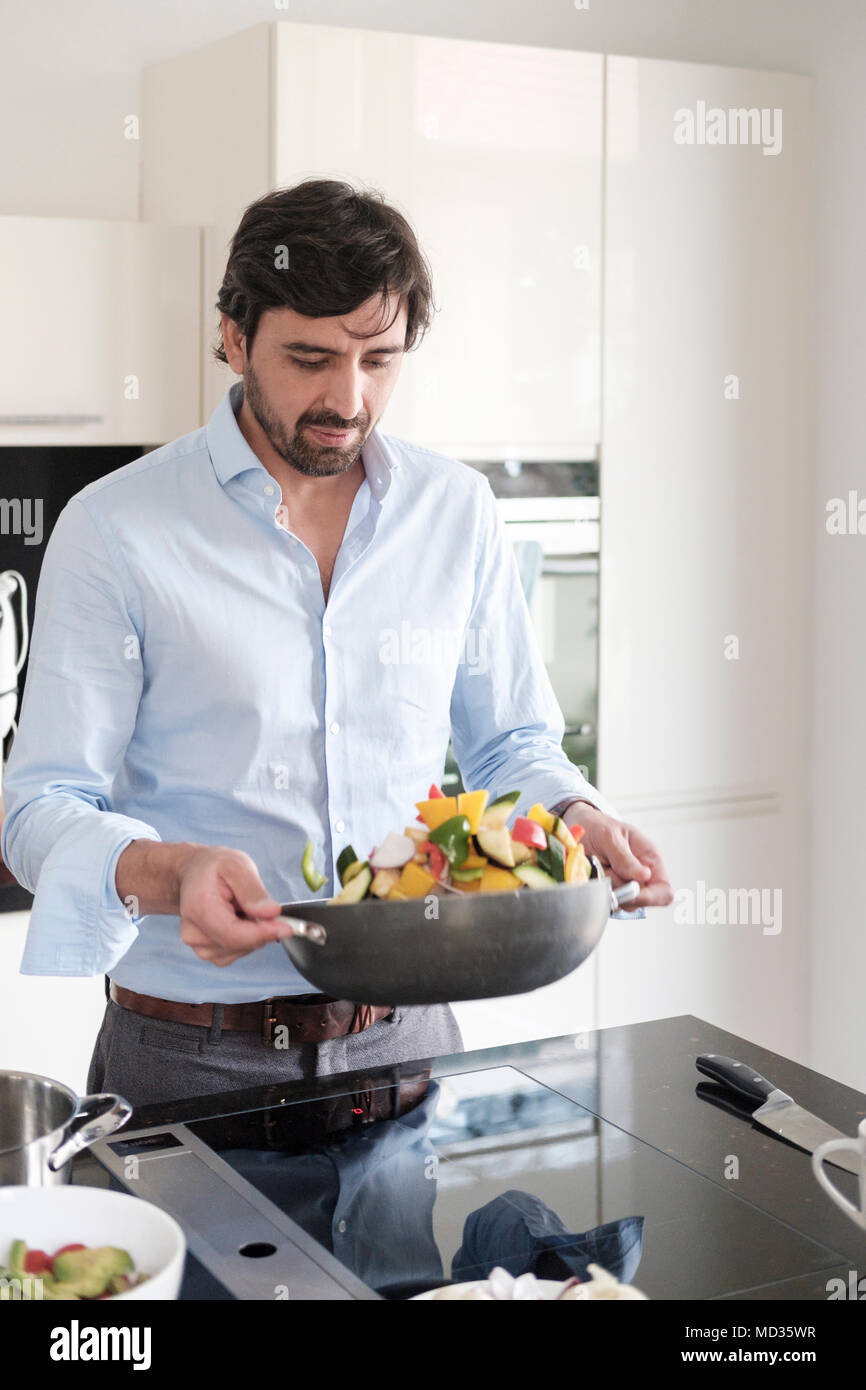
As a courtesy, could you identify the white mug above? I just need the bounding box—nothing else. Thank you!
[812,1118,866,1229]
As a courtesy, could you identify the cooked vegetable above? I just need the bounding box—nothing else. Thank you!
[514,863,557,889]
[415,795,459,831]
[306,785,591,904]
[527,803,557,834]
[475,826,516,868]
[537,833,567,882]
[370,867,401,898]
[478,865,522,893]
[428,814,472,868]
[302,839,327,892]
[511,817,547,850]
[369,832,416,869]
[456,789,489,833]
[479,790,521,830]
[396,861,437,898]
[552,817,577,850]
[336,845,359,884]
[331,864,372,903]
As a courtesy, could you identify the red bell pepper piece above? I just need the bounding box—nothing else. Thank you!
[511,816,548,849]
[52,1243,86,1259]
[428,783,445,799]
[419,840,447,880]
[24,1249,52,1274]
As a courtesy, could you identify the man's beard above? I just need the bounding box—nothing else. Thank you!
[243,360,370,478]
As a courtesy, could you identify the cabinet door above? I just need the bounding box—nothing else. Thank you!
[595,805,809,1067]
[274,26,603,454]
[0,218,201,445]
[598,57,812,805]
[0,218,114,439]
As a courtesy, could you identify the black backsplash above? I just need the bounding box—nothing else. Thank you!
[0,445,153,911]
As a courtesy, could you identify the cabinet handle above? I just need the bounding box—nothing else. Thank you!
[0,413,105,426]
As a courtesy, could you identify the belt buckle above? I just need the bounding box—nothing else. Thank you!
[261,997,278,1047]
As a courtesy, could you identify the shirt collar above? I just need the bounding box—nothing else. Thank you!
[207,380,399,501]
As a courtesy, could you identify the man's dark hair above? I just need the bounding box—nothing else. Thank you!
[213,178,435,363]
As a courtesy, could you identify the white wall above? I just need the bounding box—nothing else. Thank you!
[1,0,864,1086]
[0,914,106,1093]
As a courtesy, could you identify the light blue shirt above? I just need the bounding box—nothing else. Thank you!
[1,381,617,1002]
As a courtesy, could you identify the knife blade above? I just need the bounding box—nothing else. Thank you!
[696,1053,862,1176]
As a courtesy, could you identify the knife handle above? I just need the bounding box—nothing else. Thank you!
[696,1054,787,1103]
[696,1081,759,1121]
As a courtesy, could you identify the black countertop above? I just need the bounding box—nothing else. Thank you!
[74,1014,866,1300]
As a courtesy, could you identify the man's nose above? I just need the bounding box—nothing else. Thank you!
[321,366,365,424]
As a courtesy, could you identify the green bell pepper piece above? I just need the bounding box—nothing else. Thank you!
[301,839,327,892]
[429,814,471,868]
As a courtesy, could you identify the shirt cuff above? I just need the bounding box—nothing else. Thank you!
[19,818,162,977]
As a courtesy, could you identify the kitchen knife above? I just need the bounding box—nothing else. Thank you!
[696,1054,861,1176]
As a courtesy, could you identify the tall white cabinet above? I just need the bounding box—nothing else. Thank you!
[596,57,812,1062]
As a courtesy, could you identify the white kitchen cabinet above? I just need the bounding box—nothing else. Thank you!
[595,803,809,1068]
[142,22,603,451]
[0,217,201,445]
[598,57,812,809]
[595,57,812,1056]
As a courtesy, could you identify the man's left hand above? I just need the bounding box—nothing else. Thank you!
[562,802,673,912]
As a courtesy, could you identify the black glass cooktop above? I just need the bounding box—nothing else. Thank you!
[176,1063,845,1300]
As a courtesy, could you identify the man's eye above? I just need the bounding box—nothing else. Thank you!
[365,359,391,370]
[291,359,326,371]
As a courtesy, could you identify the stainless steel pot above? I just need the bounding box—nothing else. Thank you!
[0,1071,132,1186]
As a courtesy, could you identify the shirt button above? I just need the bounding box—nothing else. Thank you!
[329,721,340,735]
[336,1220,347,1234]
[335,819,345,833]
[322,622,332,637]
[264,484,275,496]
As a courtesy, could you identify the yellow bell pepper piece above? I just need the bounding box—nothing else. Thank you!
[479,864,523,893]
[565,843,591,884]
[414,796,459,831]
[396,860,437,898]
[460,851,487,870]
[527,803,556,834]
[456,789,489,834]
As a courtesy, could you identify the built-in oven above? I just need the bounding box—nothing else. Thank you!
[445,458,600,791]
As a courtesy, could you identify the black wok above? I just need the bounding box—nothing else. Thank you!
[278,869,640,1006]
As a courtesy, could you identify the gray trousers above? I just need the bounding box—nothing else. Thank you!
[86,997,464,1110]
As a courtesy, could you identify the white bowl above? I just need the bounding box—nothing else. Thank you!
[0,1186,186,1300]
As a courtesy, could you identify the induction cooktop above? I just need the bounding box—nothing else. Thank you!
[91,1064,848,1301]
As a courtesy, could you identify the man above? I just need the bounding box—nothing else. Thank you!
[1,179,672,1108]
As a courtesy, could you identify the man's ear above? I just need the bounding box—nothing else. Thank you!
[220,313,247,373]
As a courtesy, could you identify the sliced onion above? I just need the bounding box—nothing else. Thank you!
[369,832,416,869]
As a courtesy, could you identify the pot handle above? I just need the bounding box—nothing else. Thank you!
[47,1093,133,1172]
[589,855,641,911]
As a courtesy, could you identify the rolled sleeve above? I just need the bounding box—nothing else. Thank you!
[0,498,161,976]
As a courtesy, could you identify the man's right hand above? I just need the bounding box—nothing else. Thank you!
[177,846,287,967]
[115,839,288,968]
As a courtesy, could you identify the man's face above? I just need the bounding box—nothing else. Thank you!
[222,295,407,478]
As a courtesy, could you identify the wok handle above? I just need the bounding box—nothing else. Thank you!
[611,881,641,909]
[277,915,327,946]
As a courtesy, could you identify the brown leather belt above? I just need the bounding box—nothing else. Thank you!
[109,982,394,1046]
